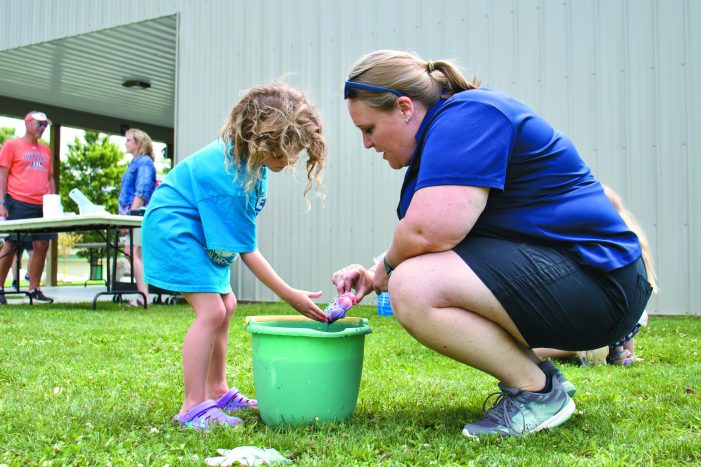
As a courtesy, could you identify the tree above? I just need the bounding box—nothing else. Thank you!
[0,127,16,146]
[0,127,47,147]
[59,130,125,214]
[57,232,80,279]
[59,130,126,259]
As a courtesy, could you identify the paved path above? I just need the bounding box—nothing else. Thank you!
[2,284,180,306]
[3,285,118,304]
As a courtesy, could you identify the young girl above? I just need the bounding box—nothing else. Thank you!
[142,82,328,430]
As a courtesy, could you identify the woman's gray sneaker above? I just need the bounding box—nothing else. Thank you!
[539,359,576,397]
[462,379,575,438]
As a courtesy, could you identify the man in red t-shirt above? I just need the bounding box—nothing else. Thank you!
[0,111,57,304]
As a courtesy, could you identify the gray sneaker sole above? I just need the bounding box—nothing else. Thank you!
[462,397,576,438]
[530,397,576,433]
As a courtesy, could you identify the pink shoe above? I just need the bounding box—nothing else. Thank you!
[173,400,243,430]
[216,388,258,412]
[609,346,635,366]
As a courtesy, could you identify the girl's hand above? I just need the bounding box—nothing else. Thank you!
[332,264,375,302]
[282,289,326,322]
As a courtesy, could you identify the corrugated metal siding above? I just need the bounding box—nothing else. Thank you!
[1,0,698,314]
[653,0,689,315]
[688,0,701,316]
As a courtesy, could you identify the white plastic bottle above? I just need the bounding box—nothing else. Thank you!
[69,188,92,207]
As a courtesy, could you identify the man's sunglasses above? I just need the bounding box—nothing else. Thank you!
[344,80,404,99]
[34,121,48,128]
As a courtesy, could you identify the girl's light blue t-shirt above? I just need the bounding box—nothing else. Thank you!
[142,140,268,293]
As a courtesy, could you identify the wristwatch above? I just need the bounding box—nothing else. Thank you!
[383,256,395,277]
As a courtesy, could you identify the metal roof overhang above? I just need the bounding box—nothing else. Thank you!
[0,15,177,143]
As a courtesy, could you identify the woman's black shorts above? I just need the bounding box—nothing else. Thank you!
[453,236,652,350]
[6,195,57,242]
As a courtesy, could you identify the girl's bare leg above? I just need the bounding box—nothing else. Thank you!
[207,292,237,399]
[179,292,227,415]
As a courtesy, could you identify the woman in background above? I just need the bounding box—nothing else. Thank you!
[118,128,157,306]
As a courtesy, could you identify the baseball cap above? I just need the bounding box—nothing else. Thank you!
[24,111,52,125]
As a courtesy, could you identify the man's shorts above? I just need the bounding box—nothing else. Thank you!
[6,195,58,242]
[453,236,652,351]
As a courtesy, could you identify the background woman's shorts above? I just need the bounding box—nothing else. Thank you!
[126,227,143,247]
[6,195,57,242]
[453,236,652,351]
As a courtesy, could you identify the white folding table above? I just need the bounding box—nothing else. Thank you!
[0,213,145,308]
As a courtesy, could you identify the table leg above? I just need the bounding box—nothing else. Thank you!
[13,235,21,292]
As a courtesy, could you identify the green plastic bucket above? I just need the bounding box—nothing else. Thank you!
[245,315,372,426]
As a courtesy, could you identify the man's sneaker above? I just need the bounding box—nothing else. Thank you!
[462,378,575,438]
[539,360,576,397]
[0,289,6,305]
[25,289,54,304]
[11,279,18,290]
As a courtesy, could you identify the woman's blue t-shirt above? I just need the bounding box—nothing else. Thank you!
[398,88,641,272]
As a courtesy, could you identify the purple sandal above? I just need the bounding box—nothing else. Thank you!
[173,400,243,430]
[216,388,258,412]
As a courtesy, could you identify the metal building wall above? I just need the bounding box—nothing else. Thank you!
[1,0,698,314]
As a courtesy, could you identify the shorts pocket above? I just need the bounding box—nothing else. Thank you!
[511,244,578,292]
[633,274,653,313]
[609,273,653,341]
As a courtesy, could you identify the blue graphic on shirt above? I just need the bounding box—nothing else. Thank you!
[23,151,49,171]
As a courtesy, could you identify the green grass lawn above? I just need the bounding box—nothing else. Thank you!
[0,302,699,466]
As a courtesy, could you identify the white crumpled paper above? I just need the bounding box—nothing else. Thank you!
[204,446,291,466]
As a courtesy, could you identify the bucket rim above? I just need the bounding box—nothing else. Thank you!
[245,315,371,338]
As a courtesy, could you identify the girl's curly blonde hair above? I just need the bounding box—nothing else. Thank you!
[219,82,326,204]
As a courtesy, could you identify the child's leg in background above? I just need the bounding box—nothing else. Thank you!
[179,292,228,415]
[207,292,237,400]
[533,348,579,360]
[535,347,609,366]
[608,311,648,365]
[623,337,636,357]
[621,310,647,361]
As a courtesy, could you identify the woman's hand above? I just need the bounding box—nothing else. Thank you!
[372,257,389,294]
[281,288,326,322]
[332,264,375,302]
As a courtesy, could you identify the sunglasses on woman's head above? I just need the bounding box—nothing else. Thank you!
[344,80,404,99]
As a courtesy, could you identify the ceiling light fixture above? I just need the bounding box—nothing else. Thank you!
[122,79,151,90]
